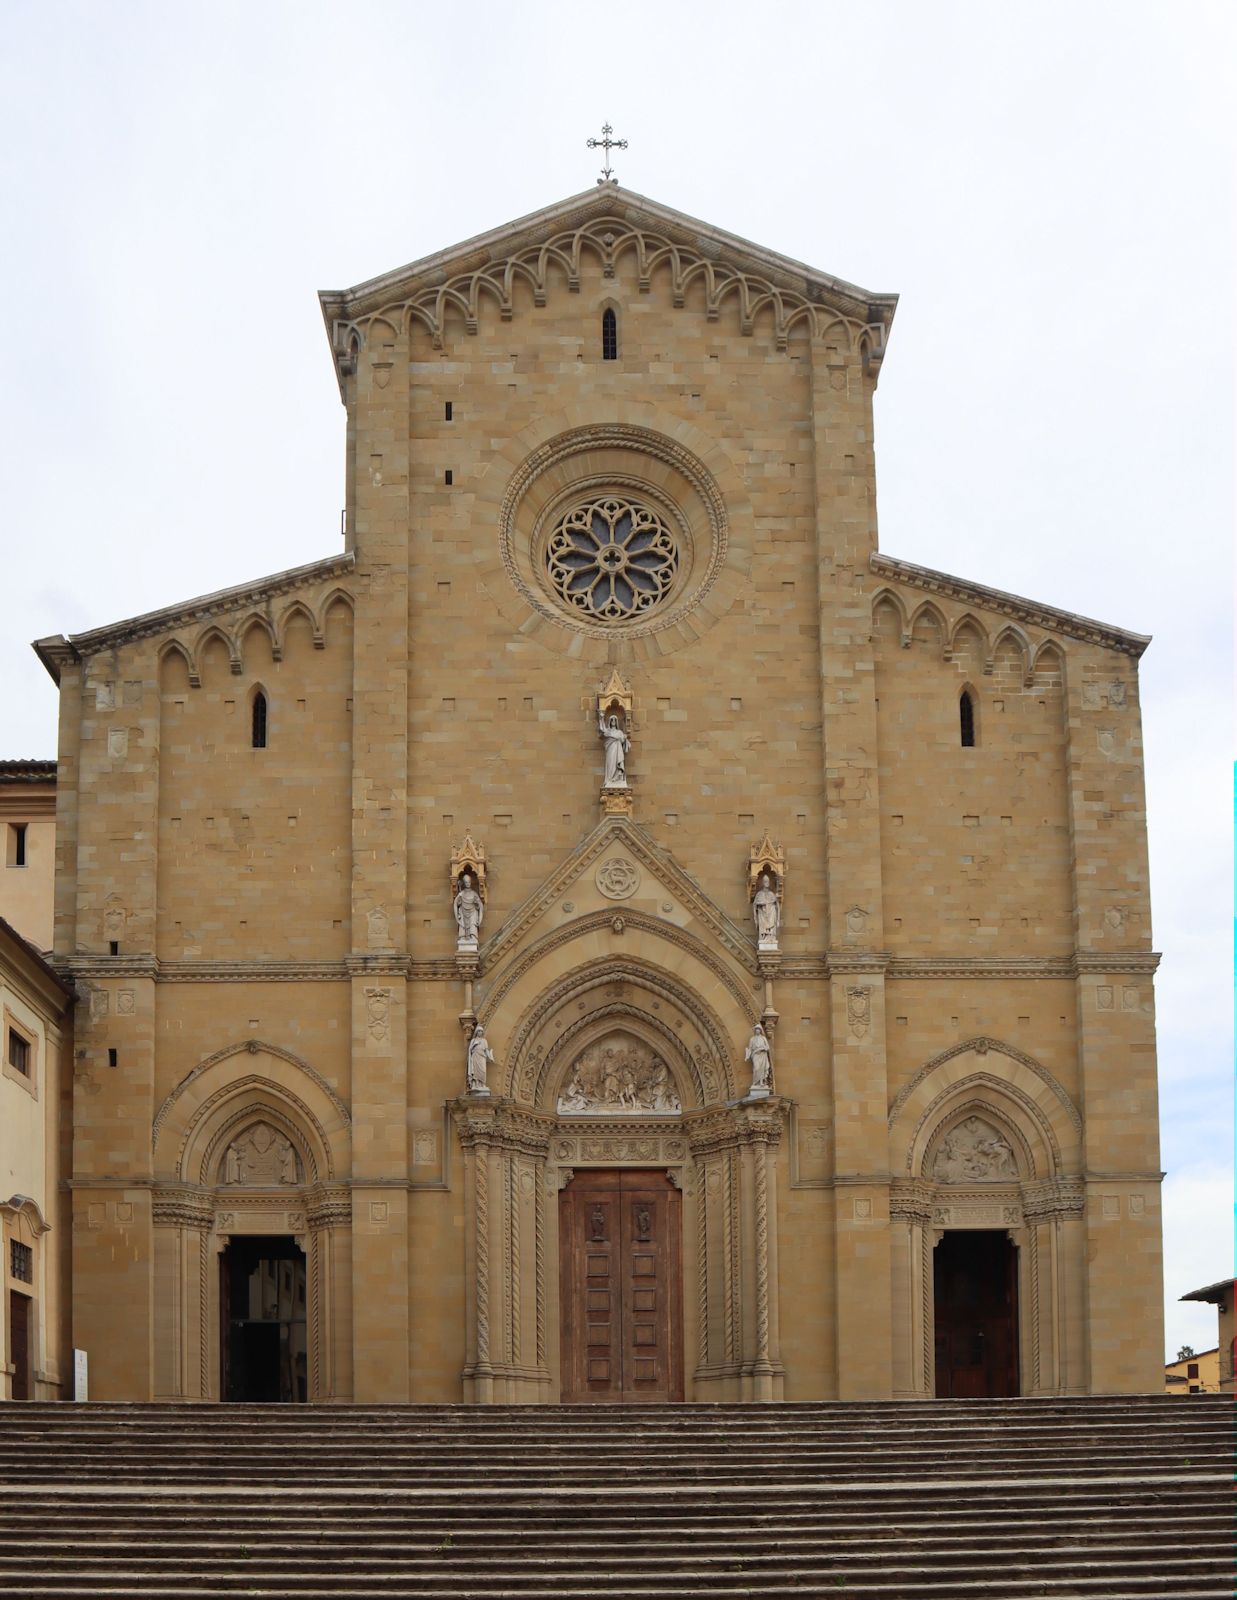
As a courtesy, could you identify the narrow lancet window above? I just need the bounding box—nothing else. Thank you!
[252,691,268,749]
[602,308,618,361]
[959,690,975,747]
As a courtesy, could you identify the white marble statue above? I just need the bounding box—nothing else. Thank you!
[466,1023,495,1097]
[752,873,781,947]
[744,1022,773,1098]
[598,711,631,788]
[453,872,484,945]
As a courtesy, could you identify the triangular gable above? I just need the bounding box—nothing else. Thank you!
[478,814,758,982]
[320,185,897,383]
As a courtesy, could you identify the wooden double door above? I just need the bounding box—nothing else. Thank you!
[559,1170,683,1403]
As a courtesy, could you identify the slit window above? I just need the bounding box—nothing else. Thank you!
[602,308,618,360]
[7,1028,30,1077]
[445,401,453,422]
[251,692,268,749]
[959,690,976,747]
[6,823,27,867]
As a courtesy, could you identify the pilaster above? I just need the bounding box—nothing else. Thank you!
[1063,658,1163,1392]
[810,336,892,1398]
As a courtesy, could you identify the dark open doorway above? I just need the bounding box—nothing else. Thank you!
[933,1229,1019,1397]
[220,1235,307,1402]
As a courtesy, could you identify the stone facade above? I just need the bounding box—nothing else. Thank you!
[33,186,1164,1402]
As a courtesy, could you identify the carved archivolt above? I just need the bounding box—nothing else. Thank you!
[153,1039,351,1151]
[327,213,886,361]
[496,956,738,1107]
[888,1037,1082,1140]
[910,1078,1060,1180]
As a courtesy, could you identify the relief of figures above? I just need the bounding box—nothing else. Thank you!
[557,1036,682,1115]
[932,1116,1018,1183]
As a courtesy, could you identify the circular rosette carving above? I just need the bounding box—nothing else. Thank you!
[595,858,641,900]
[546,498,678,622]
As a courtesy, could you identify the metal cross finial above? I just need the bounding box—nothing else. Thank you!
[587,121,627,185]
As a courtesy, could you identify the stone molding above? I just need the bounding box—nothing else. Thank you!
[34,555,355,678]
[58,949,1161,986]
[887,1036,1083,1140]
[478,815,759,979]
[151,1039,352,1154]
[321,192,894,375]
[870,552,1150,659]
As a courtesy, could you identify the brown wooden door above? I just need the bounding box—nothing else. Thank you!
[560,1170,683,1403]
[933,1229,1019,1397]
[9,1291,31,1401]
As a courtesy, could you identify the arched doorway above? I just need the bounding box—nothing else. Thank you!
[220,1234,308,1402]
[932,1229,1019,1397]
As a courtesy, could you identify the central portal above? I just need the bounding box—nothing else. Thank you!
[559,1170,683,1403]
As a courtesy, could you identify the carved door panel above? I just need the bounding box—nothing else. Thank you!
[933,1229,1019,1398]
[560,1170,682,1403]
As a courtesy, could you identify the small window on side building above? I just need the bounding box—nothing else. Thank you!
[6,823,27,867]
[9,1241,32,1283]
[252,692,268,749]
[7,1028,30,1076]
[959,690,976,747]
[602,308,618,361]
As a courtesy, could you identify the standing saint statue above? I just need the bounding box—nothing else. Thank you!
[453,872,484,945]
[744,1022,773,1099]
[598,710,631,788]
[466,1023,495,1097]
[752,872,781,947]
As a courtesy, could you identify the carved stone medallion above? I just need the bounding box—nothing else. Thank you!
[595,857,640,900]
[557,1034,681,1115]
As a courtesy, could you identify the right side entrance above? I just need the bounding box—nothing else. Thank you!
[933,1228,1020,1397]
[559,1170,683,1403]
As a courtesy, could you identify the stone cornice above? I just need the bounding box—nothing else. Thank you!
[54,947,1162,987]
[870,553,1150,658]
[33,554,355,680]
[320,186,897,386]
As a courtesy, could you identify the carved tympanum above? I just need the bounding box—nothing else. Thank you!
[932,1116,1017,1183]
[220,1122,300,1187]
[557,1035,681,1115]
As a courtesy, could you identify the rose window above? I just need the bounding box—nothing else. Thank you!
[545,498,678,621]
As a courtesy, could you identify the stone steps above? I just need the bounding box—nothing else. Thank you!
[0,1397,1230,1598]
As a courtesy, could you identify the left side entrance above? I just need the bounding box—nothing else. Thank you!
[220,1235,307,1402]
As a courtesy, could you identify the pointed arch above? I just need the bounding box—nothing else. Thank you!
[871,587,909,646]
[888,1036,1082,1181]
[248,682,269,748]
[908,600,948,655]
[1032,639,1066,686]
[194,623,241,678]
[237,612,279,668]
[316,588,355,648]
[157,638,198,690]
[277,598,319,655]
[947,613,990,671]
[152,1039,350,1183]
[958,683,977,747]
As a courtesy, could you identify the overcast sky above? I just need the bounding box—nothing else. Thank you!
[2,0,1231,1361]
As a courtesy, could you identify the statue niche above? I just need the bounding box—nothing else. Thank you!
[557,1034,682,1115]
[220,1121,302,1187]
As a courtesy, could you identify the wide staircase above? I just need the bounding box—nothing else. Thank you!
[0,1396,1231,1598]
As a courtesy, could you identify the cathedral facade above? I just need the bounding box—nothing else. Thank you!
[36,188,1164,1403]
